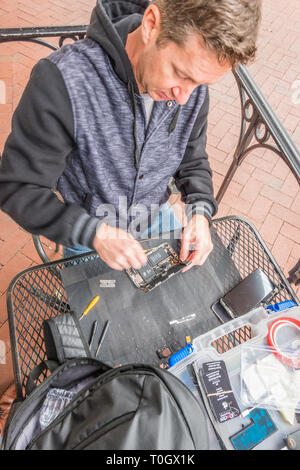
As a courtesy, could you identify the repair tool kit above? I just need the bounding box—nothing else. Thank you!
[168,304,300,450]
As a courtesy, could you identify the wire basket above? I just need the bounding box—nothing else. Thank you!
[6,216,299,398]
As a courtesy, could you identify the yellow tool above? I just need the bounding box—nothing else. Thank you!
[79,296,100,321]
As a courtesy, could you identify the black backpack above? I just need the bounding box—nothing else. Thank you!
[2,358,209,450]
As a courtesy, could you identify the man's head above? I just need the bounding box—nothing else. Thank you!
[152,0,262,67]
[126,0,262,104]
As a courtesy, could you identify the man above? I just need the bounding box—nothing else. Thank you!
[0,0,261,272]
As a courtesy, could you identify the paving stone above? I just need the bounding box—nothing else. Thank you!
[260,186,293,208]
[271,233,296,270]
[0,252,33,294]
[280,172,300,198]
[280,222,300,243]
[0,292,8,326]
[259,213,283,246]
[271,204,300,229]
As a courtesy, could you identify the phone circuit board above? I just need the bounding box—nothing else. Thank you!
[126,242,187,292]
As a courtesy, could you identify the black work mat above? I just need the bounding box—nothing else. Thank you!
[60,228,241,367]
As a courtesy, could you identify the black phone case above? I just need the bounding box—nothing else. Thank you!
[219,269,275,318]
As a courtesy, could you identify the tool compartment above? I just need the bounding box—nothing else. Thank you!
[169,306,300,450]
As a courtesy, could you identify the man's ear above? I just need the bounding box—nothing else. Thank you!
[141,4,161,45]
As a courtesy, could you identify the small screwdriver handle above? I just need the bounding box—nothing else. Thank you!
[80,295,100,320]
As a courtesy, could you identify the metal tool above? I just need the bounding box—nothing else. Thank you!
[169,313,196,325]
[99,280,116,288]
[88,320,98,348]
[96,320,110,357]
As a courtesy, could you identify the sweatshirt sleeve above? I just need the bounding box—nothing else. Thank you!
[0,58,99,249]
[174,87,218,224]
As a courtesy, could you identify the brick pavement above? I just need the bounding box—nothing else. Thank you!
[0,0,299,396]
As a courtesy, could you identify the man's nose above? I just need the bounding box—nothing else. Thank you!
[171,86,194,105]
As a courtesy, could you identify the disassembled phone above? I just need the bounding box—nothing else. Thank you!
[126,242,188,292]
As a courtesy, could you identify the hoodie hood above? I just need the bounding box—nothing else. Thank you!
[86,0,181,169]
[87,0,149,94]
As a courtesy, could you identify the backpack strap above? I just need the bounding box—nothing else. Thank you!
[25,360,59,396]
[43,311,91,364]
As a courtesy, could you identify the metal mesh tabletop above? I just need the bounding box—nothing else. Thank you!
[6,216,299,399]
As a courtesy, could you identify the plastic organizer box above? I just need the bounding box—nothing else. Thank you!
[169,306,300,450]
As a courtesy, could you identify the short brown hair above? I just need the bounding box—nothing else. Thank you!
[151,0,262,66]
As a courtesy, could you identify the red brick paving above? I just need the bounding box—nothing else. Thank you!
[0,0,299,396]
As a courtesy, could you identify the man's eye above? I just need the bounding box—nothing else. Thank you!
[174,68,186,80]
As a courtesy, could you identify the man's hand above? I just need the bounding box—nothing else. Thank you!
[180,214,213,273]
[93,223,147,271]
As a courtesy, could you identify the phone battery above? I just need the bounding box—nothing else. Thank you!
[148,247,169,266]
[230,409,277,450]
[138,263,155,282]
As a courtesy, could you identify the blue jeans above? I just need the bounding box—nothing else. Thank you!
[63,201,182,259]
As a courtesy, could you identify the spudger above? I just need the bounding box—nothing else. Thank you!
[96,320,110,357]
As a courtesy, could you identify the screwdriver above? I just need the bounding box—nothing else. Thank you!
[96,320,110,357]
[79,295,100,321]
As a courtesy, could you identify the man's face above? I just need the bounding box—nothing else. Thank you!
[134,32,232,105]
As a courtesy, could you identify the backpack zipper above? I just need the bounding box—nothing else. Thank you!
[25,370,150,449]
[26,368,196,450]
[7,359,105,449]
[71,411,136,450]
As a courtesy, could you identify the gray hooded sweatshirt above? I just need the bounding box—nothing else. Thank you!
[0,0,217,249]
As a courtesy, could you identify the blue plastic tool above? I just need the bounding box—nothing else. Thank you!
[168,344,194,367]
[266,300,296,313]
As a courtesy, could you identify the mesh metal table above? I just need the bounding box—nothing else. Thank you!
[6,216,299,399]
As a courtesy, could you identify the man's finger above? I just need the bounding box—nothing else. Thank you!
[126,244,148,267]
[181,261,194,273]
[181,249,209,273]
[136,247,148,266]
[130,258,145,270]
[105,260,125,271]
[200,250,211,266]
[180,232,192,261]
[181,250,198,272]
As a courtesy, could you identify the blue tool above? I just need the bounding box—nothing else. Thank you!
[266,300,296,313]
[168,344,194,367]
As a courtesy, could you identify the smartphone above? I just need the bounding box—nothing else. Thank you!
[219,269,275,319]
[211,300,233,323]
